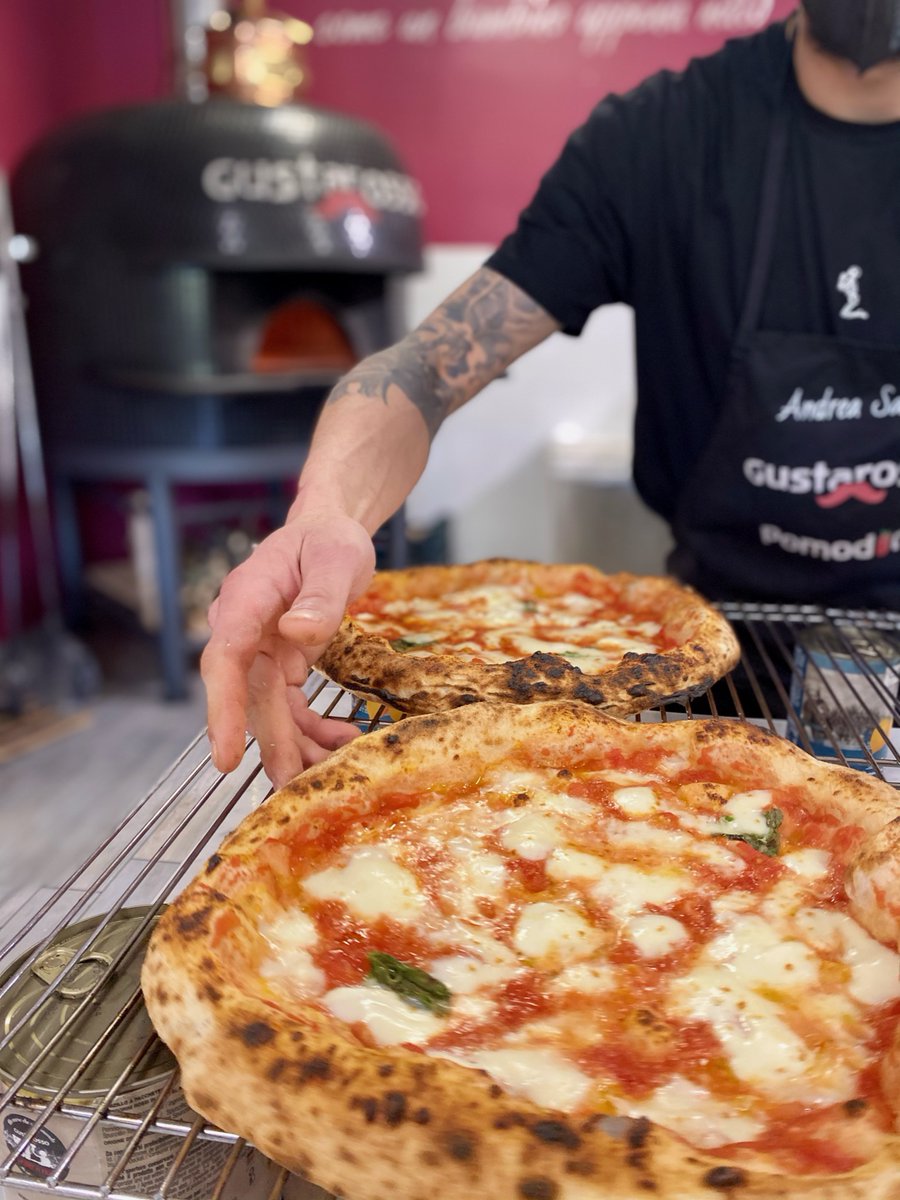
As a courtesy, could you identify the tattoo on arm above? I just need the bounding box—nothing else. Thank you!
[323,268,559,439]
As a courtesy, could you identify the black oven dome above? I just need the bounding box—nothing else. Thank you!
[12,98,424,272]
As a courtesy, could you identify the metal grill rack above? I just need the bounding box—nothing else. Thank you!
[1,602,899,1200]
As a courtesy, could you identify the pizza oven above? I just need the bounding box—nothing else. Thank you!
[12,98,423,447]
[11,97,424,697]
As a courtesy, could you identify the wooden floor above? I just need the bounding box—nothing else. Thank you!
[0,625,207,907]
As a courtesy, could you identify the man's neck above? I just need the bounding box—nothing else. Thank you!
[793,11,900,123]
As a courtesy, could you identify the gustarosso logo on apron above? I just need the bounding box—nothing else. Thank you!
[743,380,900,563]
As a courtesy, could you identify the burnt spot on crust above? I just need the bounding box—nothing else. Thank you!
[564,1160,595,1177]
[518,1178,558,1200]
[205,853,222,873]
[444,1130,477,1161]
[311,778,325,790]
[703,1166,748,1189]
[844,1098,867,1116]
[530,1119,581,1150]
[175,905,213,937]
[153,986,169,1005]
[489,1084,503,1098]
[351,1096,378,1123]
[299,1055,331,1080]
[385,733,400,746]
[382,1092,407,1126]
[638,1181,658,1191]
[201,983,221,1004]
[412,1107,431,1125]
[571,680,607,704]
[377,1063,395,1077]
[266,1057,287,1081]
[626,1118,651,1149]
[237,1020,275,1047]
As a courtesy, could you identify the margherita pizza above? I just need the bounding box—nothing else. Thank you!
[318,560,740,716]
[143,702,900,1200]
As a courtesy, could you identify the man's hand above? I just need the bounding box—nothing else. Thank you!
[200,511,376,788]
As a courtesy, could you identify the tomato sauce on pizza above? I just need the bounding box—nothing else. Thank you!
[348,574,676,670]
[240,744,900,1177]
[319,561,742,718]
[145,705,900,1198]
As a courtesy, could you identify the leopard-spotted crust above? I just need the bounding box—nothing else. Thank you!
[318,560,741,715]
[142,702,900,1200]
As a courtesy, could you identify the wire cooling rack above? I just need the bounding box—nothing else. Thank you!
[0,603,898,1199]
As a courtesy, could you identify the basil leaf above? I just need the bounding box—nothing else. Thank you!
[367,951,452,1016]
[390,637,434,652]
[720,807,783,858]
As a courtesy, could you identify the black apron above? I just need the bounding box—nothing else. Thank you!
[668,75,900,610]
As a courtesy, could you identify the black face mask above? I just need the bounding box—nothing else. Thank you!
[803,0,900,70]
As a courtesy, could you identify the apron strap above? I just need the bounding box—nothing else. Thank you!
[736,105,791,343]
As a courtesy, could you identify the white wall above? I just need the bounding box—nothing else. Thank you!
[402,245,638,540]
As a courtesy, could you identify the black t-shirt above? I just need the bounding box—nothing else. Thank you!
[486,21,900,525]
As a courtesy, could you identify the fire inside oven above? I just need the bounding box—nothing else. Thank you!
[1,604,898,1200]
[251,297,357,375]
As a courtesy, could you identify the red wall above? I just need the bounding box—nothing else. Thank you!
[0,0,797,238]
[0,0,795,635]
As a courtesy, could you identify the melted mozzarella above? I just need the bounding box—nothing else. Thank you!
[605,819,695,853]
[551,961,617,995]
[590,864,690,921]
[437,919,518,967]
[481,767,558,797]
[445,836,507,916]
[259,909,326,997]
[458,1048,592,1110]
[721,790,775,837]
[303,846,425,921]
[671,965,858,1105]
[624,914,689,958]
[782,848,832,879]
[260,947,325,997]
[323,985,445,1045]
[612,786,659,816]
[678,788,775,841]
[513,902,602,965]
[707,914,820,990]
[429,954,517,995]
[547,846,608,883]
[620,1077,765,1150]
[794,908,900,1007]
[260,909,318,950]
[499,812,562,860]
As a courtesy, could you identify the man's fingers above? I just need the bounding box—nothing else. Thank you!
[201,547,308,771]
[200,642,252,772]
[247,656,309,789]
[278,527,375,652]
[287,692,362,750]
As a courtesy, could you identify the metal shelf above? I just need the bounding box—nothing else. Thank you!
[1,604,898,1198]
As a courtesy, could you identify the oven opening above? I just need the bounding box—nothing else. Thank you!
[252,296,357,374]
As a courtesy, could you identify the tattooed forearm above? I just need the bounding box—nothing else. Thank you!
[322,268,559,439]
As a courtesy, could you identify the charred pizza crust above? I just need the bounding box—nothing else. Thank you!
[143,702,900,1200]
[318,560,740,716]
